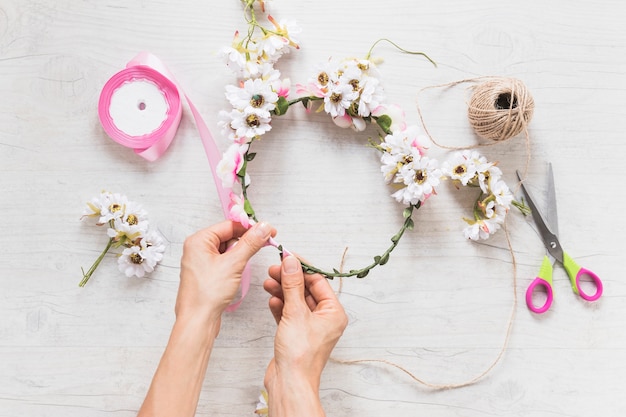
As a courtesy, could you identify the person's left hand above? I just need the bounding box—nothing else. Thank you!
[175,220,276,323]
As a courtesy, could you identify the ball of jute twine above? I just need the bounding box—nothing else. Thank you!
[416,76,534,180]
[467,77,534,142]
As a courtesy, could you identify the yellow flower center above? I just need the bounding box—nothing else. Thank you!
[317,72,329,86]
[109,203,122,213]
[250,94,265,108]
[127,214,138,226]
[246,114,261,128]
[348,79,359,91]
[414,170,427,184]
[330,92,343,104]
[454,165,467,176]
[130,253,144,264]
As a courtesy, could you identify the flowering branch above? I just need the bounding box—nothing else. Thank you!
[79,191,166,286]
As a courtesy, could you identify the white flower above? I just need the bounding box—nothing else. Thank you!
[254,390,269,416]
[391,156,442,205]
[106,200,149,242]
[226,78,279,114]
[117,230,165,278]
[381,125,424,157]
[257,34,290,61]
[478,164,502,193]
[491,179,514,208]
[323,82,358,117]
[464,221,490,241]
[442,150,478,186]
[357,76,384,117]
[219,45,246,72]
[310,60,337,92]
[228,108,272,139]
[97,192,129,224]
[82,191,112,221]
[216,143,249,189]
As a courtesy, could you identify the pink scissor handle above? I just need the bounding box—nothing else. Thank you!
[526,277,554,314]
[575,268,603,301]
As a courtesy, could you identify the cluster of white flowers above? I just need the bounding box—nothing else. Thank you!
[80,191,166,285]
[216,2,301,227]
[297,57,386,131]
[379,125,442,205]
[441,150,515,240]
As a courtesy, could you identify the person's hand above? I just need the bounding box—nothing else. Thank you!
[175,220,276,323]
[262,255,348,415]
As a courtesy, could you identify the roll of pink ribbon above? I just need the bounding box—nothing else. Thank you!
[98,65,181,162]
[98,52,251,311]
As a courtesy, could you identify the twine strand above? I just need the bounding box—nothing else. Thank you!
[331,220,518,390]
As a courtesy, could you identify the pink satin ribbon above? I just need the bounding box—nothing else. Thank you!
[98,52,250,311]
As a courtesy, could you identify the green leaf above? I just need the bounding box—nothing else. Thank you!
[406,218,415,231]
[246,152,257,162]
[379,254,390,265]
[374,255,381,263]
[333,268,340,274]
[402,207,412,219]
[301,97,310,109]
[356,270,369,278]
[376,114,392,134]
[275,96,289,115]
[243,199,255,216]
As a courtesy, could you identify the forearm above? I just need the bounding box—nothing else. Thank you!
[137,314,221,417]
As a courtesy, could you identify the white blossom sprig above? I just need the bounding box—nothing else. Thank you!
[441,150,519,240]
[79,191,166,286]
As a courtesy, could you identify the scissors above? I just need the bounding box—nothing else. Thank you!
[516,164,603,314]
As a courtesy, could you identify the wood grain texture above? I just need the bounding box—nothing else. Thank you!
[1,0,624,416]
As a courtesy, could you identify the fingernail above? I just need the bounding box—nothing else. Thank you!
[283,255,300,273]
[254,221,271,238]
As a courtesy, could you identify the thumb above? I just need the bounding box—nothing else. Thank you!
[227,222,274,267]
[280,255,308,311]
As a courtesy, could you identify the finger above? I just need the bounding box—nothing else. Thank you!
[305,272,339,306]
[280,255,308,312]
[268,264,282,283]
[204,220,250,248]
[225,222,276,267]
[268,296,284,324]
[263,277,283,299]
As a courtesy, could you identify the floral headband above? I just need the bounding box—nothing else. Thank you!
[216,0,522,279]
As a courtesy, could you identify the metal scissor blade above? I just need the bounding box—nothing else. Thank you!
[516,168,565,263]
[545,163,559,237]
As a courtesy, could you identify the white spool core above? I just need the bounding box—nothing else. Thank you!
[109,79,169,136]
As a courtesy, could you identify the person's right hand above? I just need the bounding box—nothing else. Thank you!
[262,255,348,415]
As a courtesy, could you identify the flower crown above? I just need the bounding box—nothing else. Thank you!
[217,0,519,278]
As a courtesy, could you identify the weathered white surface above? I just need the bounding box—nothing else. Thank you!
[1,0,624,416]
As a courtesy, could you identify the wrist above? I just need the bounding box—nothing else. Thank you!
[173,310,222,343]
[265,370,324,417]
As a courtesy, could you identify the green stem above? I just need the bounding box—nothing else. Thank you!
[79,237,115,287]
[365,38,437,68]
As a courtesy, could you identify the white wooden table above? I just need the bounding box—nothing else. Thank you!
[1,0,624,416]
